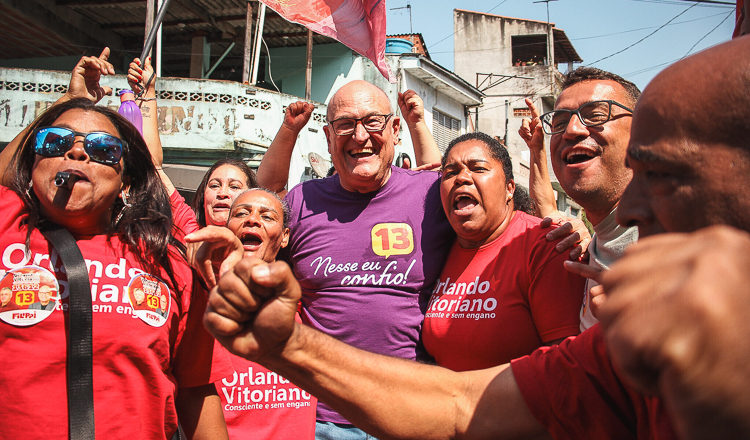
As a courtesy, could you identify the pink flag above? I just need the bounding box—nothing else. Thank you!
[260,0,395,82]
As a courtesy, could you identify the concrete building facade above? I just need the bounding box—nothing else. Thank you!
[453,9,584,216]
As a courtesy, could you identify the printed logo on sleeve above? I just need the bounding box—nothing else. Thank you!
[0,266,60,326]
[371,223,414,258]
[126,273,171,327]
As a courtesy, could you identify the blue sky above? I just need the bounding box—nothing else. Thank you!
[385,0,736,91]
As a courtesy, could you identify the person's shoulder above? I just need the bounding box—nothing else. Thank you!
[515,211,543,226]
[511,212,568,258]
[393,166,441,182]
[386,167,441,197]
[515,325,606,370]
[0,186,23,210]
[510,211,547,238]
[286,176,336,198]
[284,177,343,219]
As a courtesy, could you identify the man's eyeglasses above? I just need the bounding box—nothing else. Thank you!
[541,100,633,135]
[328,114,393,136]
[32,127,128,166]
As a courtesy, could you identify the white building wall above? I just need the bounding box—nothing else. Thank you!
[453,10,581,216]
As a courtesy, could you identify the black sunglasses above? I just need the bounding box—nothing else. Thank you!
[32,126,128,166]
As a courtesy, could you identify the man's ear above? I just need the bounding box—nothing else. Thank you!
[324,125,333,155]
[280,228,290,249]
[391,116,401,140]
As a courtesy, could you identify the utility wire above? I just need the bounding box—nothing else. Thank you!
[424,9,729,56]
[587,2,699,66]
[623,59,680,76]
[657,0,734,5]
[572,11,729,40]
[681,10,734,58]
[430,0,511,48]
[628,0,733,6]
[619,9,732,77]
[481,7,732,113]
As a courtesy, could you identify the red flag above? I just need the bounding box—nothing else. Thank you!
[260,0,395,82]
[734,0,745,38]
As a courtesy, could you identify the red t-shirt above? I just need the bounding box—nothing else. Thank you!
[511,325,678,440]
[0,187,232,439]
[170,191,200,238]
[170,190,318,438]
[422,211,584,371]
[218,315,317,440]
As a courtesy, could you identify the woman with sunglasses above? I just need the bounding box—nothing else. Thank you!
[0,50,231,439]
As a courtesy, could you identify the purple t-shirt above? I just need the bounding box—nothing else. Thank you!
[283,166,454,424]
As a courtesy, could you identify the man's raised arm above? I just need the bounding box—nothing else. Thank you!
[398,90,442,166]
[519,98,558,219]
[255,102,315,195]
[204,258,550,440]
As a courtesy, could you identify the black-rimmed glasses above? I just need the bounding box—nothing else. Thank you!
[541,100,633,135]
[328,113,393,136]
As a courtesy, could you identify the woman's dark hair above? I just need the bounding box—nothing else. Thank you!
[10,98,186,290]
[511,186,536,216]
[561,67,641,108]
[191,158,259,227]
[442,132,536,215]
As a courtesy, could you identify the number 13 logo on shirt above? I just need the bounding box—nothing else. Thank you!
[371,223,414,259]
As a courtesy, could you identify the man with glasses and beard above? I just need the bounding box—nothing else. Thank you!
[520,67,641,330]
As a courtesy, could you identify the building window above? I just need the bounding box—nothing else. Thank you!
[511,34,548,66]
[513,108,532,118]
[432,109,461,153]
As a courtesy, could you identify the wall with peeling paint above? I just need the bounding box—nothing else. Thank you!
[0,66,332,191]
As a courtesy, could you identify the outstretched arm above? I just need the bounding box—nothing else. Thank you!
[518,98,557,219]
[398,90,442,166]
[204,258,549,440]
[256,102,315,195]
[128,57,176,195]
[0,48,115,187]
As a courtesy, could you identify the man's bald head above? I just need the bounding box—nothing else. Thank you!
[635,36,750,154]
[327,80,393,121]
[617,35,750,236]
[324,80,399,194]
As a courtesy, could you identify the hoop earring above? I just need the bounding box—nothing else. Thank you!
[121,190,132,208]
[26,181,33,198]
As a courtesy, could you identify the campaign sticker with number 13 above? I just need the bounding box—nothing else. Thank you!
[371,223,414,258]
